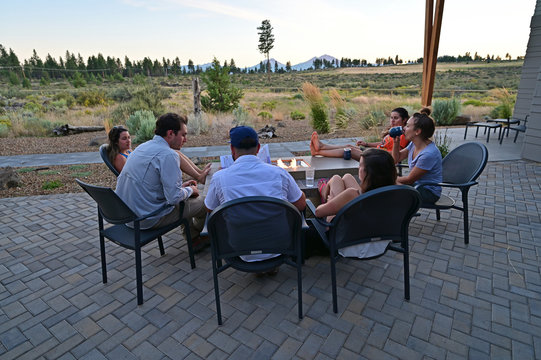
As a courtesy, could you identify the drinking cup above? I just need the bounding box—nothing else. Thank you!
[305,168,315,187]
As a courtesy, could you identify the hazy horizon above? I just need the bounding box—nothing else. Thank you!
[0,0,535,68]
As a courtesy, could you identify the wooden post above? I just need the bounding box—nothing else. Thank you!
[192,77,202,116]
[421,0,445,107]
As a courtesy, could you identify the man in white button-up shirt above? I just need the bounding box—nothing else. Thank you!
[205,126,306,262]
[116,113,206,240]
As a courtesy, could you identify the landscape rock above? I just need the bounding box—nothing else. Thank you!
[0,167,21,190]
[258,125,277,139]
[89,135,108,146]
[453,115,472,125]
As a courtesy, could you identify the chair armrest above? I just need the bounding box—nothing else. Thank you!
[133,203,174,222]
[200,213,210,237]
[416,181,478,190]
[305,199,332,228]
[305,199,317,217]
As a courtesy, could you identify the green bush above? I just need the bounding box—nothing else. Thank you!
[290,110,305,120]
[489,88,515,119]
[232,106,252,127]
[133,74,147,85]
[201,58,243,112]
[108,87,132,102]
[53,92,76,108]
[432,98,461,125]
[8,72,20,86]
[126,110,156,143]
[23,101,44,113]
[0,123,9,137]
[261,101,276,111]
[71,72,87,88]
[42,180,63,190]
[22,78,31,89]
[291,93,303,100]
[76,90,107,107]
[310,103,329,133]
[111,85,168,124]
[434,129,452,158]
[113,72,125,82]
[360,109,385,129]
[257,111,273,120]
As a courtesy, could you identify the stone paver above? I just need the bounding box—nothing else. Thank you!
[0,136,540,358]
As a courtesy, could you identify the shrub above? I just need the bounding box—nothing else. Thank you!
[133,74,147,85]
[432,98,461,125]
[291,93,303,100]
[488,88,515,119]
[113,72,125,82]
[232,106,252,127]
[110,85,168,124]
[257,111,273,120]
[360,109,385,129]
[22,78,31,89]
[302,82,329,133]
[108,87,132,102]
[53,92,76,108]
[126,110,156,143]
[42,180,63,190]
[23,101,44,113]
[261,101,276,111]
[0,123,9,137]
[187,112,209,135]
[8,72,20,86]
[290,110,305,120]
[201,58,243,112]
[22,117,62,136]
[71,72,87,88]
[434,129,452,158]
[76,90,107,107]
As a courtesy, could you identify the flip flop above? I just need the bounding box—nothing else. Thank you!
[318,178,329,203]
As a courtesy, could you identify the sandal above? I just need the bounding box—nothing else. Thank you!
[317,178,329,203]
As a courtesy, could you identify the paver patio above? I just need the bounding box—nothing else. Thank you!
[1,157,540,358]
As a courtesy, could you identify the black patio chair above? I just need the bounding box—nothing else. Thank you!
[500,115,529,144]
[76,179,196,305]
[99,144,120,177]
[201,196,308,325]
[306,185,421,313]
[417,142,488,245]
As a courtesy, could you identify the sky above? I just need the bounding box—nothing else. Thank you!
[0,0,536,68]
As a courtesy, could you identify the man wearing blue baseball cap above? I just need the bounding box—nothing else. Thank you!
[204,126,306,267]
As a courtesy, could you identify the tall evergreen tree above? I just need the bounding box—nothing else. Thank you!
[257,19,275,81]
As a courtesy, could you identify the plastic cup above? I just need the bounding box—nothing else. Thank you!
[305,168,315,187]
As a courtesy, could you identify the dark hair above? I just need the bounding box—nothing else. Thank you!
[107,125,129,164]
[391,107,409,122]
[411,107,435,140]
[359,148,397,193]
[155,113,187,137]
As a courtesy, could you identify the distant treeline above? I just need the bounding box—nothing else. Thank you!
[0,44,523,82]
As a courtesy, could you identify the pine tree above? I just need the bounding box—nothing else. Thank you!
[257,19,275,82]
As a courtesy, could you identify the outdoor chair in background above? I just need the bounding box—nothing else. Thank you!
[500,115,529,144]
[417,142,488,245]
[306,185,421,313]
[99,144,120,177]
[76,179,196,305]
[202,196,308,325]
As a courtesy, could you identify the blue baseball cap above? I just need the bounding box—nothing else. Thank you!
[229,126,259,148]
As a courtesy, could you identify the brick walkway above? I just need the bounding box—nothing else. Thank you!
[1,160,540,359]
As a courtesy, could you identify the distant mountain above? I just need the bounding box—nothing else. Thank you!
[290,54,339,71]
[183,54,340,73]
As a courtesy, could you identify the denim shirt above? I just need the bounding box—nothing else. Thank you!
[116,135,192,229]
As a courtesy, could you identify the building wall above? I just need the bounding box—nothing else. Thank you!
[515,1,541,162]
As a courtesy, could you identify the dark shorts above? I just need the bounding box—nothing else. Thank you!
[417,186,440,204]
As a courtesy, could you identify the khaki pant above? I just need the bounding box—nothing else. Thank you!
[152,196,206,238]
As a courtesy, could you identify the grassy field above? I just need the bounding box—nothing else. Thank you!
[0,61,523,139]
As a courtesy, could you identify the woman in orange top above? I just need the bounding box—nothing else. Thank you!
[310,107,410,161]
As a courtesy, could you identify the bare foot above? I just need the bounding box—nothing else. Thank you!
[310,131,321,155]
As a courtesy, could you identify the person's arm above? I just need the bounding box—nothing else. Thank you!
[315,188,359,218]
[392,136,408,164]
[397,166,428,185]
[113,154,127,173]
[292,192,306,212]
[356,140,379,148]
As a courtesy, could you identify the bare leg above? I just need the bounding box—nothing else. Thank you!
[342,173,361,191]
[324,175,346,203]
[310,131,359,158]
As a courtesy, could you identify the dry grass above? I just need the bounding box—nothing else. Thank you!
[302,82,324,105]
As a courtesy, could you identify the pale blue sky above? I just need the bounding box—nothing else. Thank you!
[0,0,535,67]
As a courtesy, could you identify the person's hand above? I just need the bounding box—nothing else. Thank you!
[189,185,200,198]
[182,180,197,187]
[356,140,367,147]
